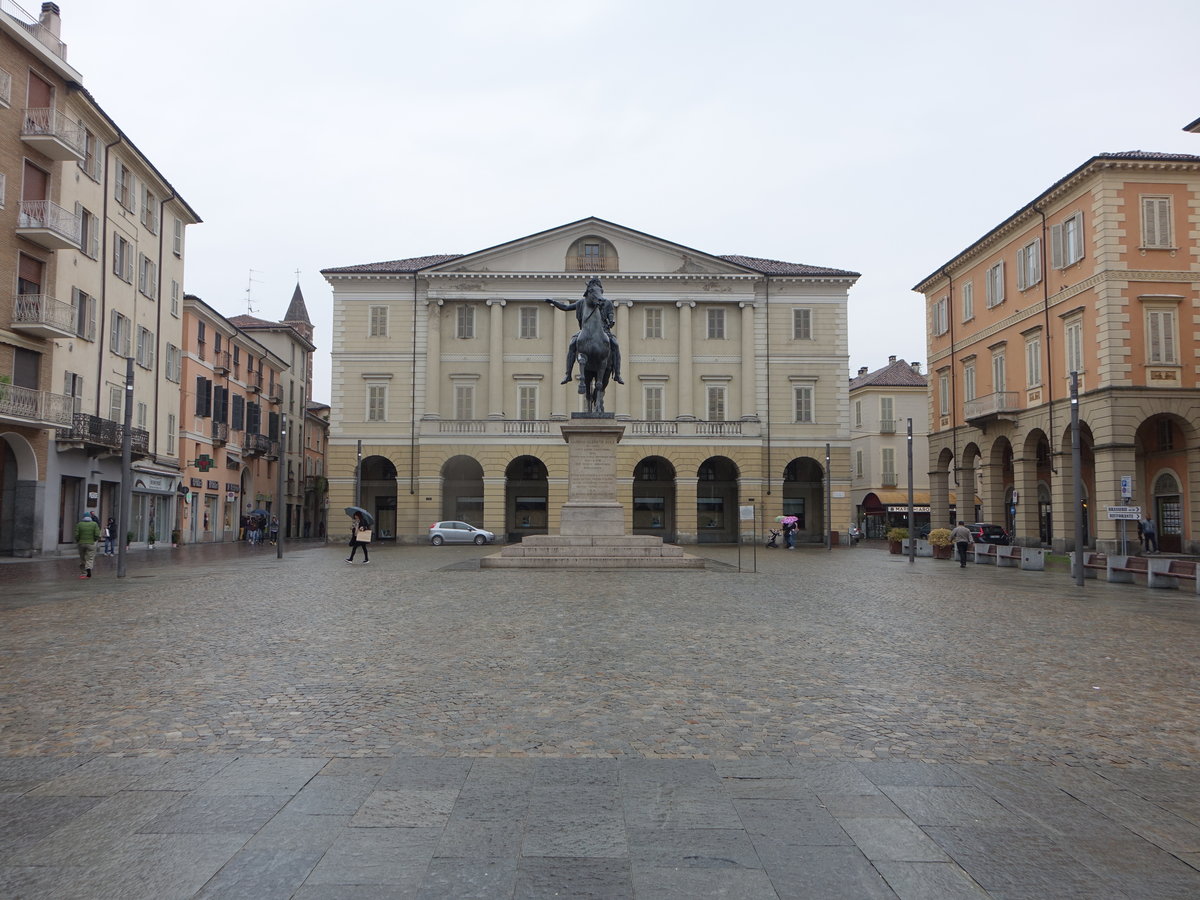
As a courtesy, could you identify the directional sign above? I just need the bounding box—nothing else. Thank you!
[1106,506,1141,520]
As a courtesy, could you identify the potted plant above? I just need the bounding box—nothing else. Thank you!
[929,528,954,559]
[886,527,908,555]
[148,529,156,550]
[171,529,181,548]
[126,530,134,549]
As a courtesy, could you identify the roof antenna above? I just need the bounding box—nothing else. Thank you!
[245,269,261,315]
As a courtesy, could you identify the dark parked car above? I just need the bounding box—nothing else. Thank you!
[967,523,1010,545]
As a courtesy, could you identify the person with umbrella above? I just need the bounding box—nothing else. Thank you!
[346,508,371,564]
[779,515,798,550]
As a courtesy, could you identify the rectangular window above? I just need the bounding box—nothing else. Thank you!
[644,307,662,339]
[165,344,181,382]
[932,297,949,335]
[108,385,122,422]
[135,326,155,369]
[985,261,1005,308]
[964,362,976,402]
[166,413,176,455]
[231,394,244,431]
[170,280,180,317]
[1142,196,1173,249]
[369,305,388,337]
[114,160,133,210]
[855,449,863,478]
[109,310,131,356]
[136,401,147,429]
[137,254,157,298]
[78,206,99,258]
[73,288,96,341]
[1147,308,1178,365]
[63,371,82,402]
[939,373,950,416]
[172,217,183,256]
[519,306,538,339]
[454,384,473,420]
[79,127,101,181]
[518,385,537,419]
[706,308,725,340]
[195,376,212,417]
[881,448,896,485]
[706,385,726,421]
[1025,335,1042,387]
[367,385,386,421]
[1016,238,1041,290]
[1064,318,1083,374]
[854,399,861,428]
[141,187,158,234]
[794,386,813,423]
[455,305,474,339]
[1051,212,1085,268]
[880,396,894,431]
[644,384,663,420]
[113,234,133,282]
[793,308,812,340]
[961,281,974,321]
[992,351,1006,393]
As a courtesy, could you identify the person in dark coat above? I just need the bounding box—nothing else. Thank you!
[346,512,370,563]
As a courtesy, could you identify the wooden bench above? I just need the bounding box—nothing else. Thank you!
[973,543,999,564]
[1147,559,1200,593]
[1075,552,1107,579]
[1107,555,1149,584]
[995,545,1022,568]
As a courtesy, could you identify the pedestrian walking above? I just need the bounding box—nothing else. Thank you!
[269,516,279,545]
[950,522,972,568]
[76,512,101,579]
[346,512,370,563]
[102,516,116,556]
[1136,517,1144,549]
[782,519,796,550]
[1141,515,1158,553]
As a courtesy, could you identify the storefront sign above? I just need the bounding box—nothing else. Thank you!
[207,480,220,490]
[134,473,177,494]
[190,478,203,488]
[887,505,930,514]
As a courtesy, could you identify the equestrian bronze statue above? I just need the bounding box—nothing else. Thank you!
[545,277,622,414]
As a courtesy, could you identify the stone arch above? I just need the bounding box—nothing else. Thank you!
[360,455,398,540]
[1021,428,1053,545]
[632,455,676,541]
[1134,414,1191,553]
[987,436,1015,535]
[441,455,485,524]
[1058,421,1095,549]
[696,456,740,543]
[505,455,549,542]
[781,456,825,543]
[0,433,37,556]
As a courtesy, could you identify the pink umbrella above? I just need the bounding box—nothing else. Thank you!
[780,515,799,525]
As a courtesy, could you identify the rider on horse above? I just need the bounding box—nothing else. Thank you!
[545,277,624,387]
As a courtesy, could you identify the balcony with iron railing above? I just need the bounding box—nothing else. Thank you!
[17,199,81,250]
[881,471,898,488]
[569,255,618,272]
[21,106,85,160]
[267,384,283,404]
[11,292,75,338]
[423,418,762,439]
[242,433,278,459]
[213,351,230,374]
[964,391,1019,423]
[212,422,228,446]
[57,412,149,456]
[879,418,896,434]
[247,373,263,393]
[0,382,74,428]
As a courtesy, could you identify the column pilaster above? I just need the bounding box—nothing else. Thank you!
[424,299,442,417]
[487,299,505,418]
[740,302,756,418]
[677,301,695,419]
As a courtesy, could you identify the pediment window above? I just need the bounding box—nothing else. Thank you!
[567,236,618,273]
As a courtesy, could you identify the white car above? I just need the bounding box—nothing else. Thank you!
[428,521,495,545]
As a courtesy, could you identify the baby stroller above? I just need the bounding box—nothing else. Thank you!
[765,528,781,549]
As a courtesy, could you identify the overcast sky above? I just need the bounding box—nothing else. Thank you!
[63,0,1199,404]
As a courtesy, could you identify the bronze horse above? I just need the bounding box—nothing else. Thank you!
[576,282,614,414]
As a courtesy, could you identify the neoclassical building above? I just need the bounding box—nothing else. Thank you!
[323,218,860,544]
[915,152,1200,553]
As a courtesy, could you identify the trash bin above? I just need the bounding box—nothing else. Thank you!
[830,530,839,546]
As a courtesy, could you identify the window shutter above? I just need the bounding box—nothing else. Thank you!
[1049,224,1063,269]
[1156,200,1171,247]
[1016,247,1027,291]
[195,375,206,416]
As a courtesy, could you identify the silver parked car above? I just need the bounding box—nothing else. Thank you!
[428,521,495,546]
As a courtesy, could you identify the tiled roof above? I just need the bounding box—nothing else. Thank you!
[321,254,463,275]
[850,358,927,390]
[228,314,275,328]
[718,255,860,277]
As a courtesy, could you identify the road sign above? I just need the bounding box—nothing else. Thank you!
[1106,506,1141,520]
[1120,475,1133,500]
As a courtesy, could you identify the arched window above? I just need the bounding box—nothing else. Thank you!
[566,236,618,273]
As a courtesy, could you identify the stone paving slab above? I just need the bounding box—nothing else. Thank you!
[0,542,1198,896]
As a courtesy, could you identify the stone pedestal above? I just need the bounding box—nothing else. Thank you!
[481,414,704,569]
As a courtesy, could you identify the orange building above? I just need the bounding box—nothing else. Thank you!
[915,152,1200,553]
[178,295,286,542]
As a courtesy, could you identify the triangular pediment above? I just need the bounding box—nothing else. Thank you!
[419,217,760,277]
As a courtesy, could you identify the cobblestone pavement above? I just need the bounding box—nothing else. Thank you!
[1,541,1198,897]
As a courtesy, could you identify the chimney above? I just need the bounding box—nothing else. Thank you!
[888,355,897,364]
[39,3,61,37]
[857,366,868,376]
[911,361,921,373]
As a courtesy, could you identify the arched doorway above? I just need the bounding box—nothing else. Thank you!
[1152,471,1183,554]
[0,432,37,556]
[1059,423,1095,549]
[360,455,398,540]
[442,456,485,524]
[632,456,676,541]
[505,456,548,542]
[697,456,739,543]
[782,457,824,543]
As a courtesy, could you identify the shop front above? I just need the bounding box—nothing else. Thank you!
[131,469,178,546]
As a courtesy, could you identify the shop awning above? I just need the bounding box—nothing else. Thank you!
[860,490,979,515]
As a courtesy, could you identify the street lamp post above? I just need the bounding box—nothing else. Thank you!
[117,357,133,579]
[1071,371,1084,588]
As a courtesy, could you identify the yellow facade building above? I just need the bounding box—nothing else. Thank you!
[324,218,859,544]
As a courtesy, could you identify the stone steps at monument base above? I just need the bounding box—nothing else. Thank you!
[496,544,690,558]
[480,554,705,569]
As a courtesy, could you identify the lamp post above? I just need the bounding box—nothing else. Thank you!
[117,357,133,578]
[1071,371,1084,588]
[825,443,832,550]
[907,417,915,565]
[276,413,286,560]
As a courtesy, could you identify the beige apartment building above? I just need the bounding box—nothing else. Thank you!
[848,356,935,538]
[915,151,1200,553]
[0,2,199,554]
[323,218,859,544]
[179,295,285,544]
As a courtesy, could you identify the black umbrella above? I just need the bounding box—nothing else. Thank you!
[250,509,269,518]
[344,506,374,526]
